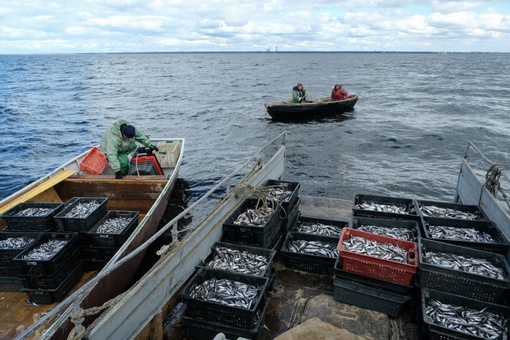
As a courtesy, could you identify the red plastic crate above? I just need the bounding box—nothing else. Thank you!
[337,228,418,285]
[79,146,108,175]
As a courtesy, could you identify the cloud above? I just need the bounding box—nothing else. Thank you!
[0,0,509,53]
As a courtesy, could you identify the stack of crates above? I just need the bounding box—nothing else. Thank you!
[261,179,301,233]
[281,216,346,276]
[0,202,64,291]
[13,232,82,304]
[180,241,275,340]
[413,199,510,339]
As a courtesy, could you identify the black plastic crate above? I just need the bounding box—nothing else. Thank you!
[0,263,21,277]
[81,245,119,262]
[200,242,276,277]
[414,199,488,222]
[353,194,419,220]
[19,256,80,290]
[421,216,509,253]
[262,179,300,213]
[334,256,413,294]
[0,231,43,262]
[334,277,412,317]
[87,210,139,247]
[0,277,23,292]
[293,215,348,238]
[418,238,510,302]
[13,232,80,276]
[350,216,420,241]
[23,261,84,304]
[280,231,338,275]
[54,197,108,232]
[181,267,269,329]
[182,298,269,340]
[0,202,64,231]
[280,198,300,233]
[222,198,282,246]
[422,288,510,340]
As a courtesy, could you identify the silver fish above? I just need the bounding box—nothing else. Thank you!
[189,278,261,310]
[296,222,343,237]
[22,239,68,260]
[0,237,36,249]
[356,201,413,215]
[65,201,101,218]
[288,239,339,258]
[207,246,270,276]
[429,225,496,243]
[419,204,483,220]
[424,251,505,280]
[342,236,408,263]
[233,207,275,226]
[14,207,54,217]
[358,225,414,241]
[96,217,131,234]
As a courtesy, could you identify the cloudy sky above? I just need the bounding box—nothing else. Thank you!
[1,0,509,54]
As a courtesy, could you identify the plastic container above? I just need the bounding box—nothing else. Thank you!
[182,298,269,340]
[0,263,21,277]
[180,267,269,329]
[0,202,64,231]
[222,198,282,247]
[262,179,300,213]
[293,215,348,238]
[421,288,510,340]
[333,277,412,317]
[421,216,509,253]
[199,242,276,277]
[414,199,488,221]
[19,256,80,290]
[88,210,139,247]
[0,277,23,292]
[23,262,84,304]
[155,140,181,168]
[352,194,418,220]
[54,197,108,232]
[80,245,119,262]
[350,216,420,241]
[79,146,108,175]
[279,198,300,233]
[129,155,164,175]
[281,231,339,275]
[0,231,43,262]
[338,228,418,286]
[13,232,80,276]
[418,238,510,302]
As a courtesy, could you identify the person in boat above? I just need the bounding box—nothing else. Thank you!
[292,83,308,103]
[331,84,350,100]
[100,120,158,179]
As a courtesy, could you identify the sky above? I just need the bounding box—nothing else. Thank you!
[0,0,509,54]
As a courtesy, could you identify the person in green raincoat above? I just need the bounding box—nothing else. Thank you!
[100,120,158,179]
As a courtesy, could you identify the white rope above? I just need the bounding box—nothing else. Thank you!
[484,163,510,209]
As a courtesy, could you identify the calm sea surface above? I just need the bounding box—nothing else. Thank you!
[1,52,510,204]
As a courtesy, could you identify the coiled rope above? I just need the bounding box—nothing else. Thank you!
[234,183,287,218]
[484,163,510,209]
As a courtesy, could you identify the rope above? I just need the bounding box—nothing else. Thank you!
[484,163,510,209]
[234,183,287,218]
[66,292,127,340]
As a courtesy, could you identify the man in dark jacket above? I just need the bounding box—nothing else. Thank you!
[292,83,308,103]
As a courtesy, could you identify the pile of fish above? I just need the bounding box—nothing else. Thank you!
[14,207,54,217]
[356,201,413,215]
[96,216,132,234]
[0,236,36,250]
[357,225,414,241]
[296,222,343,237]
[207,246,270,276]
[423,251,506,280]
[429,225,496,243]
[189,277,260,309]
[342,236,409,264]
[233,206,275,227]
[288,239,339,258]
[64,200,102,218]
[419,204,483,220]
[425,299,508,339]
[22,239,68,260]
[265,186,293,203]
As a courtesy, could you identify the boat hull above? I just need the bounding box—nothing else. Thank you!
[265,95,358,122]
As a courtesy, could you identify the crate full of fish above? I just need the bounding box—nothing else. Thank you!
[87,210,139,247]
[352,194,419,220]
[13,232,80,276]
[421,216,509,253]
[0,231,42,262]
[222,198,282,247]
[279,198,300,233]
[334,257,414,294]
[281,231,339,275]
[200,242,276,277]
[54,197,108,232]
[23,261,84,304]
[418,238,510,303]
[180,267,270,329]
[0,202,64,231]
[333,276,412,317]
[19,255,80,290]
[261,179,300,212]
[421,288,510,340]
[338,228,418,286]
[350,216,420,242]
[414,199,488,222]
[292,215,348,239]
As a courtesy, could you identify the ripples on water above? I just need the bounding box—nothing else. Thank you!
[1,52,509,204]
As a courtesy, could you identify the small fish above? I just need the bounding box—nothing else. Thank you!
[206,246,270,276]
[428,225,496,243]
[96,217,132,234]
[189,277,261,310]
[0,237,36,249]
[65,201,101,218]
[356,201,414,215]
[419,204,484,220]
[14,207,53,217]
[288,239,338,258]
[22,239,68,260]
[296,222,344,237]
[357,225,414,241]
[342,236,408,263]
